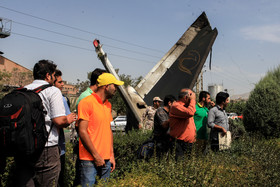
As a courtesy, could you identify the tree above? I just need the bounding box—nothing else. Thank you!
[243,66,280,138]
[109,74,143,116]
[226,101,246,115]
[75,72,91,94]
[0,70,11,99]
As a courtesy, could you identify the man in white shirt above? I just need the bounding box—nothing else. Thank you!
[15,60,76,187]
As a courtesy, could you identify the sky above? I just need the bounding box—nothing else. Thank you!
[0,0,279,96]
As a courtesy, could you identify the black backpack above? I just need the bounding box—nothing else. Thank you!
[137,139,155,160]
[0,84,52,160]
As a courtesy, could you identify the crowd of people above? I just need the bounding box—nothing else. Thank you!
[0,59,231,186]
[143,89,231,160]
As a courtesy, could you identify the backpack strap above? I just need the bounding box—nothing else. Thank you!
[33,84,52,93]
[32,84,54,144]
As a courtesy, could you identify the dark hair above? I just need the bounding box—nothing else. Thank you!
[54,69,62,84]
[178,90,189,99]
[33,59,57,80]
[90,68,106,86]
[163,95,176,106]
[216,92,229,105]
[199,91,210,102]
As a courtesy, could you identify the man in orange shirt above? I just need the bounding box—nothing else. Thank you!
[78,73,124,187]
[169,88,196,160]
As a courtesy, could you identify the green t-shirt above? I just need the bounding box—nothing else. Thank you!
[194,103,209,140]
[76,87,93,110]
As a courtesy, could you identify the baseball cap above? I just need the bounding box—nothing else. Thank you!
[153,96,163,102]
[97,73,124,86]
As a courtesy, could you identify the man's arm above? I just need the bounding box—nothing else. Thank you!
[162,120,169,129]
[170,99,196,119]
[78,119,105,167]
[207,108,227,135]
[52,113,76,128]
[155,110,169,129]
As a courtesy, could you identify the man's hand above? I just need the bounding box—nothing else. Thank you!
[66,113,77,124]
[189,91,196,100]
[162,120,169,129]
[221,127,227,136]
[210,100,215,107]
[93,154,105,167]
[110,156,116,172]
[213,124,227,136]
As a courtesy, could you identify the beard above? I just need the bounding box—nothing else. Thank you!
[105,89,116,99]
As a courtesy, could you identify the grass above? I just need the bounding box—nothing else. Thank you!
[1,130,280,186]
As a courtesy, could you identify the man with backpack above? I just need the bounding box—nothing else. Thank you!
[15,60,76,186]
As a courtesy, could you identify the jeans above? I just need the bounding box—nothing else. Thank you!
[173,139,193,161]
[80,160,111,187]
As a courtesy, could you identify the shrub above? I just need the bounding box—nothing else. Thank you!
[111,130,152,177]
[101,135,280,186]
[1,131,280,186]
[226,101,246,115]
[243,66,280,138]
[229,118,246,140]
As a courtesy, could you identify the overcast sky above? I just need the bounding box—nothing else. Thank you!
[1,0,279,95]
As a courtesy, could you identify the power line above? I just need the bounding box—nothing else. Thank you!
[207,70,253,90]
[219,34,253,85]
[13,21,162,59]
[0,5,165,53]
[12,32,157,64]
[208,65,252,85]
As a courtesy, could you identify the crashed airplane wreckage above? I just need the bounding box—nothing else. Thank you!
[93,12,218,131]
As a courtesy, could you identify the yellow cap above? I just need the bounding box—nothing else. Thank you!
[97,73,124,86]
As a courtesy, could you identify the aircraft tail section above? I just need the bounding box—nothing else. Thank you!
[135,12,218,105]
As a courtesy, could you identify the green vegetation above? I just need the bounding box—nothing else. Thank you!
[1,67,280,186]
[1,130,279,186]
[0,70,11,98]
[226,101,246,116]
[243,66,280,138]
[100,131,280,186]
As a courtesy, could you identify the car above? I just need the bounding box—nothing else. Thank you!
[227,113,243,120]
[110,116,127,132]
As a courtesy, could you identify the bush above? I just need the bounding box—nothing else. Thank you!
[243,66,280,138]
[1,131,280,186]
[226,101,246,115]
[101,135,280,186]
[229,118,246,140]
[111,130,152,177]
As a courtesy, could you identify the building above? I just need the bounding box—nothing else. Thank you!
[0,56,33,88]
[62,81,78,96]
[208,84,224,99]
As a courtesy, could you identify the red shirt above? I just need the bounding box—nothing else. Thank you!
[169,99,196,143]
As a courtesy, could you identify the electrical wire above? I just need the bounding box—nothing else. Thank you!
[12,32,157,64]
[13,21,162,59]
[0,5,165,53]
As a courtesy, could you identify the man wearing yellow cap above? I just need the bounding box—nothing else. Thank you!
[77,73,124,186]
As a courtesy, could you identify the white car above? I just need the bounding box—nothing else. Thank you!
[227,113,238,120]
[110,116,127,132]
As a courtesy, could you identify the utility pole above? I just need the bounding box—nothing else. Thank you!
[200,70,203,91]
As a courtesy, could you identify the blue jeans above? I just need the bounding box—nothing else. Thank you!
[80,160,111,187]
